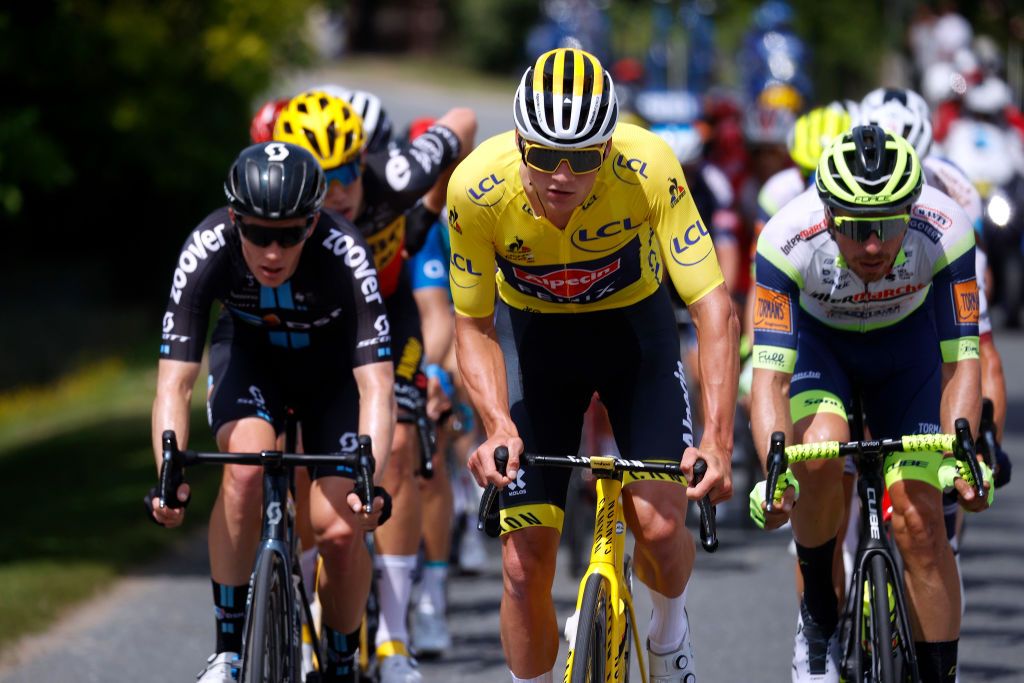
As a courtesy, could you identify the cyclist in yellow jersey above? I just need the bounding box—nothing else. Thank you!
[450,48,739,683]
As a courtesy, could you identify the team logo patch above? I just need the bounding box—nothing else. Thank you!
[669,219,713,266]
[512,260,621,299]
[448,207,462,234]
[612,154,649,185]
[467,173,506,207]
[505,236,534,262]
[668,177,686,208]
[754,284,792,334]
[952,279,979,325]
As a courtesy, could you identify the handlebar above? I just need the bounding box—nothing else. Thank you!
[764,418,985,511]
[158,429,378,512]
[476,447,719,553]
[975,398,997,469]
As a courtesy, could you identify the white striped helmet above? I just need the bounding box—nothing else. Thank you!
[859,88,932,159]
[514,48,618,149]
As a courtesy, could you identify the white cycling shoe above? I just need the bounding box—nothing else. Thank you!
[412,604,452,657]
[792,602,840,683]
[378,653,423,683]
[648,610,697,683]
[195,652,239,683]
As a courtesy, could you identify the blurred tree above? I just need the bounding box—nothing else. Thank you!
[0,0,317,387]
[450,0,540,73]
[0,0,317,296]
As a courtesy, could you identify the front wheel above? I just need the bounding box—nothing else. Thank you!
[568,574,612,683]
[240,550,296,683]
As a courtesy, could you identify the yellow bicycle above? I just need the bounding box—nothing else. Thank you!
[479,448,718,683]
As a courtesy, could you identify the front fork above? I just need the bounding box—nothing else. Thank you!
[564,475,649,683]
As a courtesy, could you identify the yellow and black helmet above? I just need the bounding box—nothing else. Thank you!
[816,125,923,215]
[787,103,851,173]
[514,48,618,149]
[273,90,365,169]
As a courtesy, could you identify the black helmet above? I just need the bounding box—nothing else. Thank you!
[224,142,327,219]
[816,124,923,216]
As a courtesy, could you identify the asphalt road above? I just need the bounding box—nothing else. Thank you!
[2,64,1022,683]
[2,332,1022,683]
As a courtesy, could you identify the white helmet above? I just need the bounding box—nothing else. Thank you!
[859,88,933,159]
[514,47,618,149]
[965,77,1012,115]
[934,13,973,59]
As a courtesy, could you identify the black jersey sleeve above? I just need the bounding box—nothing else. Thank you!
[160,210,233,362]
[362,124,461,213]
[316,214,393,367]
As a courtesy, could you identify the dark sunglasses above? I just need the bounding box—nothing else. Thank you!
[324,160,362,187]
[830,213,910,242]
[234,215,315,248]
[522,143,605,174]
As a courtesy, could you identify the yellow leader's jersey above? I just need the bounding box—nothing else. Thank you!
[446,124,724,317]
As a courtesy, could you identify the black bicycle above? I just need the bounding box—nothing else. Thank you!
[764,416,985,683]
[397,400,437,479]
[157,427,379,683]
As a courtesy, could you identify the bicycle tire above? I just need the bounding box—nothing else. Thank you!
[241,550,294,683]
[869,554,897,683]
[569,573,612,683]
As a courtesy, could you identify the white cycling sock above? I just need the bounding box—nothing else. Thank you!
[418,561,448,615]
[374,554,417,650]
[510,669,553,683]
[646,582,690,655]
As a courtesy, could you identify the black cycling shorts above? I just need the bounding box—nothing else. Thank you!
[495,286,694,535]
[207,316,362,480]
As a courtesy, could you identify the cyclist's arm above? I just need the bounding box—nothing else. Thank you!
[415,287,454,365]
[151,359,201,473]
[689,284,740,458]
[454,314,514,438]
[353,361,395,483]
[751,367,792,468]
[979,336,1007,438]
[748,232,802,461]
[931,226,981,436]
[420,108,477,214]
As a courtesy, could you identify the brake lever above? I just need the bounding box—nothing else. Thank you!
[477,446,509,538]
[159,430,186,509]
[356,435,376,514]
[765,431,787,513]
[692,458,719,553]
[954,418,985,500]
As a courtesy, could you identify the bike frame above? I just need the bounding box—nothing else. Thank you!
[840,446,919,682]
[241,452,305,681]
[563,461,647,683]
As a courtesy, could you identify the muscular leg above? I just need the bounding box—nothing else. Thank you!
[623,481,692,597]
[373,421,422,654]
[500,526,561,678]
[420,429,453,565]
[309,476,373,632]
[209,417,277,584]
[888,479,960,641]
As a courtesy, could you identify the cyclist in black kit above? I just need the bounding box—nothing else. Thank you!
[148,142,395,683]
[274,91,475,681]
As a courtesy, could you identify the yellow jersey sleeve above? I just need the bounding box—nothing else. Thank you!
[636,132,724,305]
[446,133,513,318]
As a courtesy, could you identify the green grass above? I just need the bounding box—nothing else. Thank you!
[0,361,219,650]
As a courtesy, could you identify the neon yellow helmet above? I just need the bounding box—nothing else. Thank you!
[273,90,365,169]
[816,124,923,215]
[787,103,851,173]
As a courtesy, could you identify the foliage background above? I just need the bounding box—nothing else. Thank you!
[2,0,1023,388]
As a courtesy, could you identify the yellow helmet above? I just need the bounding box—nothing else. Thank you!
[787,103,852,173]
[273,90,365,169]
[757,83,804,113]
